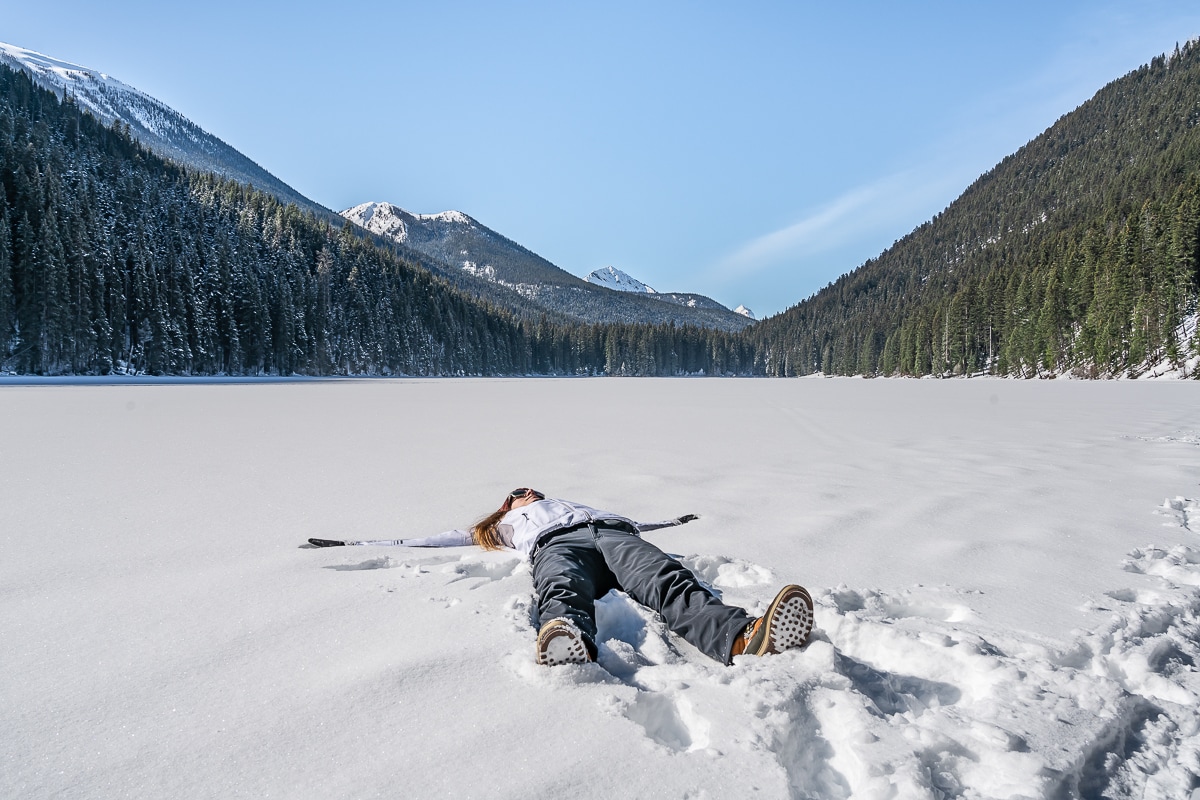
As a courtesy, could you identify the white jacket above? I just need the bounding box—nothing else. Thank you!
[363,498,693,559]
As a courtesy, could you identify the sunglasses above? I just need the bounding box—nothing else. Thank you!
[509,488,544,499]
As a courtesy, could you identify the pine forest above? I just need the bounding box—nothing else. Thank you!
[2,42,1200,379]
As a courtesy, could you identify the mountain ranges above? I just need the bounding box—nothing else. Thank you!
[1,38,1198,377]
[0,42,750,333]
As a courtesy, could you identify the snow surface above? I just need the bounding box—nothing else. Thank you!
[735,304,757,320]
[2,378,1199,799]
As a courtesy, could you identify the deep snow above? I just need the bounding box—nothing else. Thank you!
[2,378,1198,799]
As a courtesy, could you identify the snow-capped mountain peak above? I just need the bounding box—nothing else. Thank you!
[584,266,657,294]
[340,204,751,329]
[0,41,325,216]
[343,201,409,241]
[416,210,471,225]
[341,202,477,244]
[734,305,756,320]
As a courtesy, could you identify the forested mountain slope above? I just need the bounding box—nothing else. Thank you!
[342,202,753,332]
[0,42,658,333]
[0,65,562,375]
[0,64,748,376]
[747,42,1200,378]
[0,42,339,224]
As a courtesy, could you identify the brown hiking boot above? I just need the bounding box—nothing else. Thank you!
[535,618,593,666]
[739,585,814,656]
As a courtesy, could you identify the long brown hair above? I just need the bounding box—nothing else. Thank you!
[474,489,543,550]
[472,507,509,551]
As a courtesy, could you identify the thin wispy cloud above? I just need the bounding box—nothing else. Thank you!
[707,12,1200,308]
[707,168,964,286]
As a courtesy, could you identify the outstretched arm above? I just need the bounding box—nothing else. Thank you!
[308,529,475,548]
[633,513,699,533]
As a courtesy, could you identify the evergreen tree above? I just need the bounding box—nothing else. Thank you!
[0,203,13,360]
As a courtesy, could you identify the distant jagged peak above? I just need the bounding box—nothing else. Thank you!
[342,201,404,223]
[341,202,409,240]
[341,202,475,236]
[415,210,472,225]
[584,266,658,294]
[734,305,756,320]
[341,201,380,221]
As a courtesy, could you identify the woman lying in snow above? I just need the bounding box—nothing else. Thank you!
[310,488,814,666]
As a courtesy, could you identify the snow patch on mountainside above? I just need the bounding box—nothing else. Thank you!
[0,41,193,142]
[585,266,658,294]
[461,261,497,281]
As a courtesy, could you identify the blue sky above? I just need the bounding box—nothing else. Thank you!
[5,2,1200,317]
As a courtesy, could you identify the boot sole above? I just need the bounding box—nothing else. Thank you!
[536,619,591,666]
[749,585,814,655]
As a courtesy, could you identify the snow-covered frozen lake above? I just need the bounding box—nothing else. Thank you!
[2,378,1198,798]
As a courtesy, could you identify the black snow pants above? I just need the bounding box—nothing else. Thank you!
[530,521,753,665]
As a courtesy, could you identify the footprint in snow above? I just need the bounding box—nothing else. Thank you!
[678,554,774,593]
[832,650,962,716]
[826,585,979,624]
[1121,544,1200,585]
[442,556,525,587]
[1156,496,1198,531]
[326,556,404,571]
[326,552,461,571]
[622,691,711,753]
[327,552,524,588]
